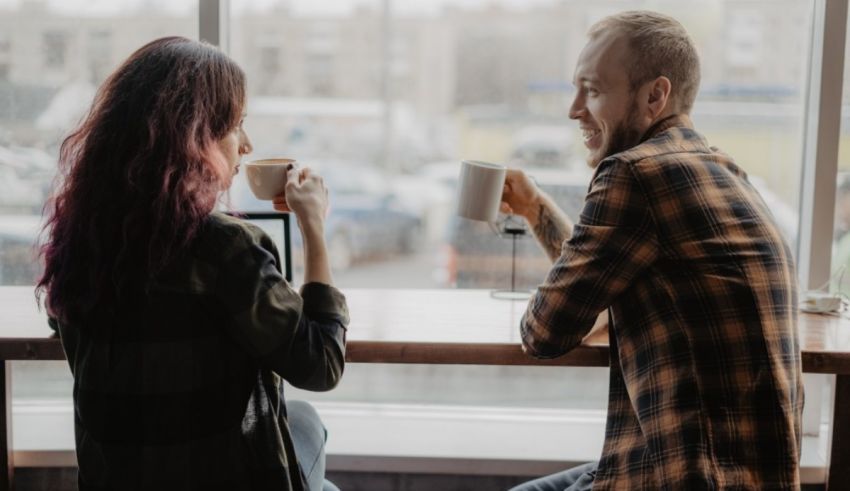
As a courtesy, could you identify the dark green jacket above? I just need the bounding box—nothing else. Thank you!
[51,212,349,491]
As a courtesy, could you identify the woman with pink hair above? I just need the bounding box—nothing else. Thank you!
[37,36,346,491]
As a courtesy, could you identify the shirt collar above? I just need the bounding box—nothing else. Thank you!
[641,114,695,143]
[609,113,709,164]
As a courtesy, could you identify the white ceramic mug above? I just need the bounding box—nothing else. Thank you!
[456,160,507,222]
[244,158,297,200]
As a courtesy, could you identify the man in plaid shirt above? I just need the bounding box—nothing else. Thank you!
[505,11,803,491]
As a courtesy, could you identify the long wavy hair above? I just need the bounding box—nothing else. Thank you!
[37,37,246,324]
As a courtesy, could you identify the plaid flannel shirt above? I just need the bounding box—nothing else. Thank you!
[51,212,349,491]
[521,115,803,490]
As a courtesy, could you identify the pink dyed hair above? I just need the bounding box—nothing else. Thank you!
[37,36,245,323]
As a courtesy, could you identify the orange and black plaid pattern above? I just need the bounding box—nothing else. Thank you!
[521,115,803,490]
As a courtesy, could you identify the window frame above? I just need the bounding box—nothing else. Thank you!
[798,0,847,291]
[200,0,848,292]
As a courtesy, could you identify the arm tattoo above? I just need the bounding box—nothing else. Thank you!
[533,203,571,262]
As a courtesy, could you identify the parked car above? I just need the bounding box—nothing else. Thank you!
[395,163,457,247]
[0,145,55,214]
[228,160,423,271]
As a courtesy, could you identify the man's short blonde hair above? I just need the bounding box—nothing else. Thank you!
[588,11,700,114]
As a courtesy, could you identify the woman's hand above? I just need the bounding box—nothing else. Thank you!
[272,167,329,223]
[500,168,542,220]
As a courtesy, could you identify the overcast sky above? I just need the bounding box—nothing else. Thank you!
[0,0,561,17]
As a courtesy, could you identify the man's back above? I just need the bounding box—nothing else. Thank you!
[598,117,803,489]
[519,115,802,489]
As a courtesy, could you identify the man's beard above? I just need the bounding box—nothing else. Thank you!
[587,100,644,168]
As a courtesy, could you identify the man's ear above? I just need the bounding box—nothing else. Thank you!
[646,76,672,119]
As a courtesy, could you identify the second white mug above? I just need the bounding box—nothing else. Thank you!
[456,160,507,222]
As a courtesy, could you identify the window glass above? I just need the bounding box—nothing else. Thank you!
[0,0,198,285]
[0,0,816,431]
[228,0,811,294]
[229,0,813,410]
[0,0,197,404]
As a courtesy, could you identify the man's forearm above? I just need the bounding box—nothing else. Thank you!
[525,194,573,262]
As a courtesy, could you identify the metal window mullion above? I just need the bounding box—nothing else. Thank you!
[798,0,847,291]
[200,0,231,214]
[199,0,229,51]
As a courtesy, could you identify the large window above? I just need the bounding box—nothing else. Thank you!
[227,0,811,294]
[0,0,816,293]
[221,0,816,419]
[0,0,840,473]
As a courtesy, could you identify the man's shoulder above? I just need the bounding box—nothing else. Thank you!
[595,125,750,198]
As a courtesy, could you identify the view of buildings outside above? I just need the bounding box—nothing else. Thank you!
[0,0,200,405]
[0,0,830,415]
[1,0,814,291]
[227,0,812,291]
[0,0,198,287]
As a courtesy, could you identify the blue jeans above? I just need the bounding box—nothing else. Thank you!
[286,400,340,491]
[508,462,598,491]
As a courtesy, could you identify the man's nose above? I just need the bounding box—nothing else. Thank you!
[568,96,584,120]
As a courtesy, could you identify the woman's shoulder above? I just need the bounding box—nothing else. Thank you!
[205,211,268,236]
[147,213,281,295]
[199,212,275,254]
